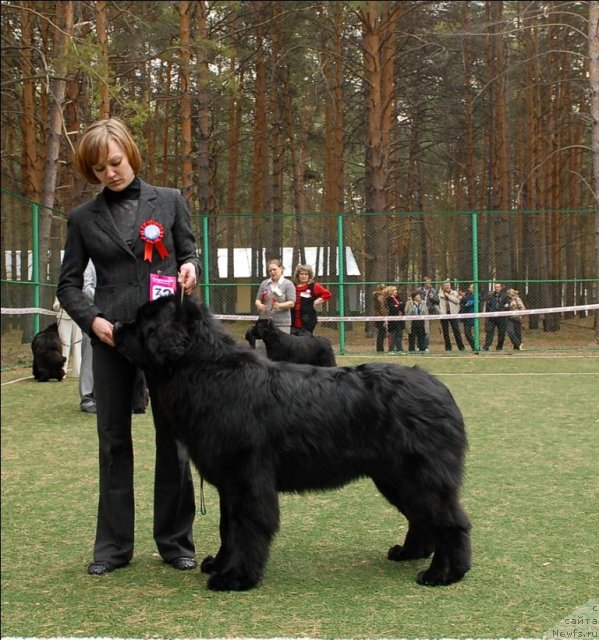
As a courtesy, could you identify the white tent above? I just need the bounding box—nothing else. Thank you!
[216,246,360,278]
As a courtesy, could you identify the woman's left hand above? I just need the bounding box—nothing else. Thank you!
[178,263,197,295]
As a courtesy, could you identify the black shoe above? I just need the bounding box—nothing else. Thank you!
[87,560,116,575]
[169,557,197,571]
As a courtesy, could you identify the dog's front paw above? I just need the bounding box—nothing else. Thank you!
[207,570,259,592]
[200,555,217,574]
[388,544,432,561]
[416,566,466,586]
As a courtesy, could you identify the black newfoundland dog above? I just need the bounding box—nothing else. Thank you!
[31,322,66,382]
[245,319,337,366]
[114,295,471,592]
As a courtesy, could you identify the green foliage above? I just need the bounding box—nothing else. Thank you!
[2,356,598,638]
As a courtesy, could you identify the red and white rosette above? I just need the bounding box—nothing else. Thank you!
[139,220,169,262]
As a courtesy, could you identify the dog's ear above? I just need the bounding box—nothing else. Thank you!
[245,327,257,349]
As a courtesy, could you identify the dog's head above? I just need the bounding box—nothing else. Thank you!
[251,319,274,340]
[114,294,191,372]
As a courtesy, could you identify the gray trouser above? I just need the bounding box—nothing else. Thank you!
[79,333,94,402]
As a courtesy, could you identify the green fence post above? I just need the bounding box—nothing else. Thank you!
[337,214,345,355]
[202,215,210,306]
[471,210,479,351]
[32,203,40,334]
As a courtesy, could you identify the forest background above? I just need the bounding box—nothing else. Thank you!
[1,0,598,339]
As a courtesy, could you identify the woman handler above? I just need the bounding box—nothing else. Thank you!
[57,118,200,576]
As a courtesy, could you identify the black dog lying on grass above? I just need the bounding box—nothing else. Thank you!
[245,319,337,366]
[31,322,66,382]
[114,295,471,592]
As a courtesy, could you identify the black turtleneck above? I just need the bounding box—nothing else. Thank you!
[103,176,141,203]
[103,177,141,246]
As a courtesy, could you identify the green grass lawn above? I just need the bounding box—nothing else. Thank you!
[1,355,598,639]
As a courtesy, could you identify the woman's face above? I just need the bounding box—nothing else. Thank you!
[297,270,310,284]
[92,138,135,191]
[268,263,282,281]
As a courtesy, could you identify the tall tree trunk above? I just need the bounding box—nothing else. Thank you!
[223,60,242,312]
[590,1,599,342]
[359,2,397,295]
[251,6,270,273]
[161,61,173,187]
[20,1,40,202]
[40,1,73,310]
[179,1,193,205]
[97,0,110,119]
[487,0,512,279]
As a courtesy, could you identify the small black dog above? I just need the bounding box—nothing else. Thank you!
[245,319,337,366]
[31,322,66,382]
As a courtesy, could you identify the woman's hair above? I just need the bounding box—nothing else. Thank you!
[294,264,314,281]
[267,258,284,269]
[74,117,141,184]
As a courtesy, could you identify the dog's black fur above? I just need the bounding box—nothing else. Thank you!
[114,295,471,592]
[31,322,66,382]
[245,319,337,366]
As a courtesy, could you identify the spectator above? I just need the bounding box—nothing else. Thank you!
[255,259,296,349]
[482,282,510,351]
[507,288,526,350]
[417,277,440,315]
[372,284,388,353]
[416,277,439,350]
[291,264,332,336]
[79,260,96,413]
[405,290,429,353]
[386,285,405,353]
[459,283,476,351]
[439,281,465,352]
[56,117,199,576]
[52,295,82,377]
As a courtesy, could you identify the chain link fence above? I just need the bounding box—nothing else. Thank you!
[1,190,597,360]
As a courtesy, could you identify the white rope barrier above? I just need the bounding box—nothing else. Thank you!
[2,303,598,322]
[213,303,599,322]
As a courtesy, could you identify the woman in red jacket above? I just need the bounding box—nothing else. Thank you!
[291,264,332,335]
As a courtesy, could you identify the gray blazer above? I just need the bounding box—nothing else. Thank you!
[57,180,200,335]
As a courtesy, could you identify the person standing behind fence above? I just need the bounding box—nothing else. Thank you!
[439,281,465,352]
[373,284,388,353]
[459,283,476,351]
[386,285,405,353]
[405,290,429,352]
[56,117,199,576]
[416,277,439,350]
[482,282,510,351]
[506,288,526,350]
[53,295,82,376]
[291,264,332,336]
[255,259,296,348]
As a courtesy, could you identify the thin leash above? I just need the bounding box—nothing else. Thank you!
[180,283,207,516]
[56,309,84,346]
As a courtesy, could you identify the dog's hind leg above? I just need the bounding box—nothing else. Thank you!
[206,476,280,592]
[415,500,471,586]
[373,478,435,561]
[374,477,471,585]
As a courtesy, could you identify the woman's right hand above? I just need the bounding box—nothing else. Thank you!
[92,316,115,347]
